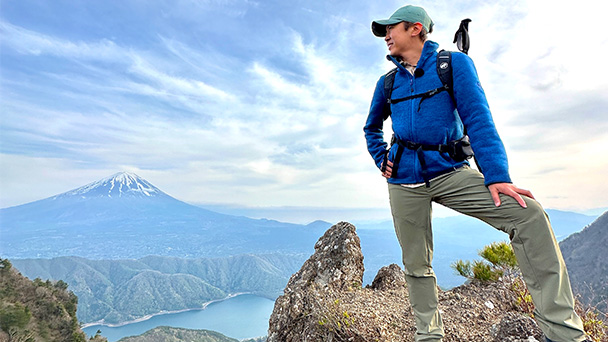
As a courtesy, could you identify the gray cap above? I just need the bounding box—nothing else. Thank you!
[371,5,434,37]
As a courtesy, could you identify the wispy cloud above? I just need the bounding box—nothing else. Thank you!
[1,0,607,214]
[0,21,124,61]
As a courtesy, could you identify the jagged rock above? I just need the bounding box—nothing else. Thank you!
[267,221,545,342]
[284,221,364,292]
[491,312,543,342]
[267,222,371,342]
[370,263,406,291]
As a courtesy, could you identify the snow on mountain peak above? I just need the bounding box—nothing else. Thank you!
[55,172,165,199]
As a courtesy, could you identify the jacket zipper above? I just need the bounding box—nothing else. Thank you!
[409,73,422,182]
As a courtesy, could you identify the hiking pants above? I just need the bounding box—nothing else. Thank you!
[388,166,586,342]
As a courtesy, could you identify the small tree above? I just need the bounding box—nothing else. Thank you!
[451,241,516,282]
[479,241,517,269]
[55,280,69,291]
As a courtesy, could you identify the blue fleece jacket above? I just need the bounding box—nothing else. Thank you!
[364,40,511,186]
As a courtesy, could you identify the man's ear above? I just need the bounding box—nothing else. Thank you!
[411,22,423,36]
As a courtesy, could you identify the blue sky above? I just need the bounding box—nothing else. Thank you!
[1,0,607,221]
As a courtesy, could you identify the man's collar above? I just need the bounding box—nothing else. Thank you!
[386,40,439,71]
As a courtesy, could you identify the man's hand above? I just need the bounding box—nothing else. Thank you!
[488,183,535,208]
[382,159,393,179]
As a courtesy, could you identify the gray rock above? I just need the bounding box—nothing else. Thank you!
[491,312,543,342]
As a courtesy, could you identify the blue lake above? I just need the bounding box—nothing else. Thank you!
[82,294,275,342]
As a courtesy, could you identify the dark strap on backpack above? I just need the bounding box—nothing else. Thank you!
[390,134,456,187]
[436,50,455,104]
[382,50,454,118]
[382,68,398,120]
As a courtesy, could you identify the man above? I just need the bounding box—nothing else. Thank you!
[363,5,589,342]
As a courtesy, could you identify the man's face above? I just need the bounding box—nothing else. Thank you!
[384,22,419,58]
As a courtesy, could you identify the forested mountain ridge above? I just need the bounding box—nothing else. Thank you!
[115,326,268,342]
[11,254,307,325]
[0,259,106,342]
[116,326,239,342]
[560,211,608,313]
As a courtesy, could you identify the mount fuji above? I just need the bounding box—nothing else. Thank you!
[0,172,330,259]
[53,172,166,199]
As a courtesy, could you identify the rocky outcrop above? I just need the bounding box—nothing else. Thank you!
[268,222,545,342]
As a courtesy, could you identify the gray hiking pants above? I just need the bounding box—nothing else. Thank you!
[388,166,586,342]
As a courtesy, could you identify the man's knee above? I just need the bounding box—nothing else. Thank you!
[504,197,554,243]
[403,263,435,278]
[519,197,550,227]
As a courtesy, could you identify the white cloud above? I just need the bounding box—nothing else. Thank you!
[0,154,113,207]
[127,55,234,110]
[0,21,124,61]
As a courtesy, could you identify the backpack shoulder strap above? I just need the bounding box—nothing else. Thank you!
[437,49,480,169]
[382,67,398,120]
[436,50,454,104]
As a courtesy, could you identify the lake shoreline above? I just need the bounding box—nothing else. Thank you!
[80,292,251,329]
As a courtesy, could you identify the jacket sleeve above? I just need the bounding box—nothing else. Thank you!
[364,76,389,169]
[452,53,512,186]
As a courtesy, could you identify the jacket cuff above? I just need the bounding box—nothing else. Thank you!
[484,174,512,187]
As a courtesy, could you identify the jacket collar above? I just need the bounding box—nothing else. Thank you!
[386,40,440,72]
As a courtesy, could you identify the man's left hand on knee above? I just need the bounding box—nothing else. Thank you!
[488,183,535,208]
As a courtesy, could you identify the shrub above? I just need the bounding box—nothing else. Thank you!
[479,241,517,269]
[511,276,534,317]
[471,260,502,282]
[452,260,472,279]
[0,303,31,331]
[451,241,515,283]
[0,259,12,273]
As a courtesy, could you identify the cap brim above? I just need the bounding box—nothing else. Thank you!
[371,19,402,37]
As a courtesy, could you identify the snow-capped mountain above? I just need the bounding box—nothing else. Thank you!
[53,172,164,199]
[0,172,327,260]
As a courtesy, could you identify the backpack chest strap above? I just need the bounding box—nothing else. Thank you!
[388,85,449,112]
